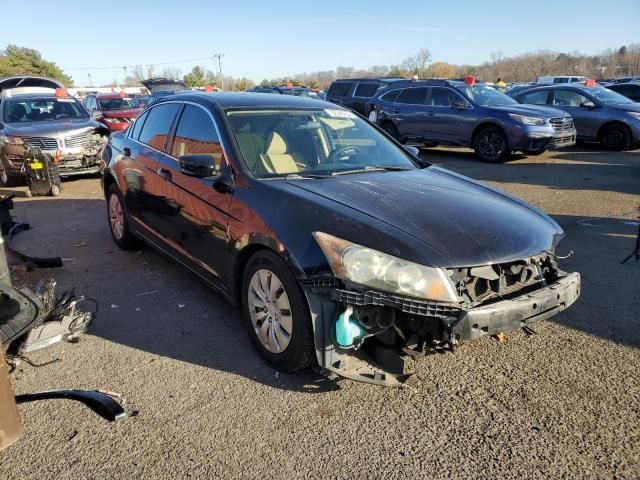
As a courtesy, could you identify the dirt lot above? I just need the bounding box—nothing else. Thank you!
[0,146,639,479]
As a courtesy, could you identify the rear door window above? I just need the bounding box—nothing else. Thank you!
[328,81,354,97]
[353,82,380,98]
[519,90,551,105]
[138,103,181,150]
[130,110,149,140]
[170,104,223,170]
[430,87,464,107]
[396,87,428,105]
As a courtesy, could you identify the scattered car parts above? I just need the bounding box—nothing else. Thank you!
[15,390,125,422]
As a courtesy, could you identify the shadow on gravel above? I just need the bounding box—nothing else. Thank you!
[420,146,640,196]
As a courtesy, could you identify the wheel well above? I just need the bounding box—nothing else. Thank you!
[231,244,272,306]
[471,122,505,147]
[103,173,116,199]
[597,121,631,141]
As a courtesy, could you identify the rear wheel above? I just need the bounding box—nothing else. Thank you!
[600,123,631,151]
[241,250,315,372]
[106,184,141,250]
[474,127,509,163]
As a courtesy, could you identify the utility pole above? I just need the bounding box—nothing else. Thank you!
[213,53,224,90]
[87,73,92,87]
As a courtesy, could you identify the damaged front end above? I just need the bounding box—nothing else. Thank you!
[303,238,580,386]
[2,128,108,179]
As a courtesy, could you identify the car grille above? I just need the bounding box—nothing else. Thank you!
[449,253,559,305]
[550,117,574,131]
[64,131,92,148]
[549,135,575,146]
[21,136,58,150]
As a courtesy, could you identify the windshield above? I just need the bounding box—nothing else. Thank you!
[98,97,136,110]
[587,87,633,105]
[2,97,89,123]
[455,83,519,106]
[227,109,419,178]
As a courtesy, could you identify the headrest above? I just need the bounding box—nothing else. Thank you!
[266,132,288,155]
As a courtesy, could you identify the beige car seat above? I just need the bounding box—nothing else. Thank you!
[259,132,300,174]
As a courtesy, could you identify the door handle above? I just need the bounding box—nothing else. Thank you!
[427,111,436,116]
[156,167,172,180]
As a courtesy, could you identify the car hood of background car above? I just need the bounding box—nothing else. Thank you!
[492,104,570,118]
[280,166,564,267]
[3,118,101,137]
[609,102,640,113]
[101,109,141,118]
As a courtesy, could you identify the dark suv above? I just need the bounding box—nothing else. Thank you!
[367,79,576,162]
[607,82,640,102]
[326,78,405,115]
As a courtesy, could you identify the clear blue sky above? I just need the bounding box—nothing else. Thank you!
[3,0,639,86]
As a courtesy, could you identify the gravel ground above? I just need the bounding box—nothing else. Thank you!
[0,146,639,479]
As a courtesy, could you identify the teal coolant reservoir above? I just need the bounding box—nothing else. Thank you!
[335,306,367,348]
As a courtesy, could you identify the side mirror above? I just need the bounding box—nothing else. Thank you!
[580,101,596,109]
[178,154,217,178]
[404,145,420,157]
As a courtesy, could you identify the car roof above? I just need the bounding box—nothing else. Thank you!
[157,91,337,110]
[333,77,406,83]
[95,93,131,98]
[1,92,75,100]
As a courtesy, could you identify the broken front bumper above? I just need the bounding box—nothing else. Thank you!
[451,272,581,342]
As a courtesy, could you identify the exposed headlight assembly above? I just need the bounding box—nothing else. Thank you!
[0,135,24,145]
[508,114,546,126]
[627,112,640,121]
[313,232,459,303]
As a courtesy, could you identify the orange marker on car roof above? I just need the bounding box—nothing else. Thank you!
[54,87,67,97]
[584,78,596,87]
[464,75,475,85]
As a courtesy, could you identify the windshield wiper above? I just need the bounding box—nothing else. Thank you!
[283,173,328,180]
[330,165,411,176]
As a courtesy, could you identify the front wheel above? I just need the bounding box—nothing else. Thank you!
[600,124,631,151]
[474,127,509,163]
[0,167,19,187]
[241,250,315,372]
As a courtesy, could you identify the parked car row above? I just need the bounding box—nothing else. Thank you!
[320,75,640,161]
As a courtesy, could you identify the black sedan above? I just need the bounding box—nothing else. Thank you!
[101,93,580,385]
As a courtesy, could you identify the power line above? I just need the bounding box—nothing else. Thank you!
[63,56,215,71]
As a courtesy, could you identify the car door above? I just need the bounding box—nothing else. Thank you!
[423,87,472,143]
[391,87,429,140]
[347,81,380,115]
[151,102,232,286]
[120,104,180,230]
[550,88,597,139]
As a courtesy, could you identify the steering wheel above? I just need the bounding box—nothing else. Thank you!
[327,146,361,163]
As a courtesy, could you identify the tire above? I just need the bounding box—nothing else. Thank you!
[241,250,315,372]
[106,183,141,250]
[50,184,61,197]
[0,167,19,187]
[600,123,631,151]
[381,122,401,142]
[474,127,509,163]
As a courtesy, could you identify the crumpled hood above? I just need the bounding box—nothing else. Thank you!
[4,118,101,137]
[493,104,570,118]
[285,167,564,267]
[101,109,141,118]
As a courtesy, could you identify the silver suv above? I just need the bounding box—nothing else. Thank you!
[0,76,109,186]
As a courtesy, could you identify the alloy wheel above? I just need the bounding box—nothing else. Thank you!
[478,132,506,161]
[247,268,293,353]
[108,194,124,240]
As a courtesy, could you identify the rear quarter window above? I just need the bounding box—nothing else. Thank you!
[328,82,354,97]
[519,90,550,105]
[380,90,401,103]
